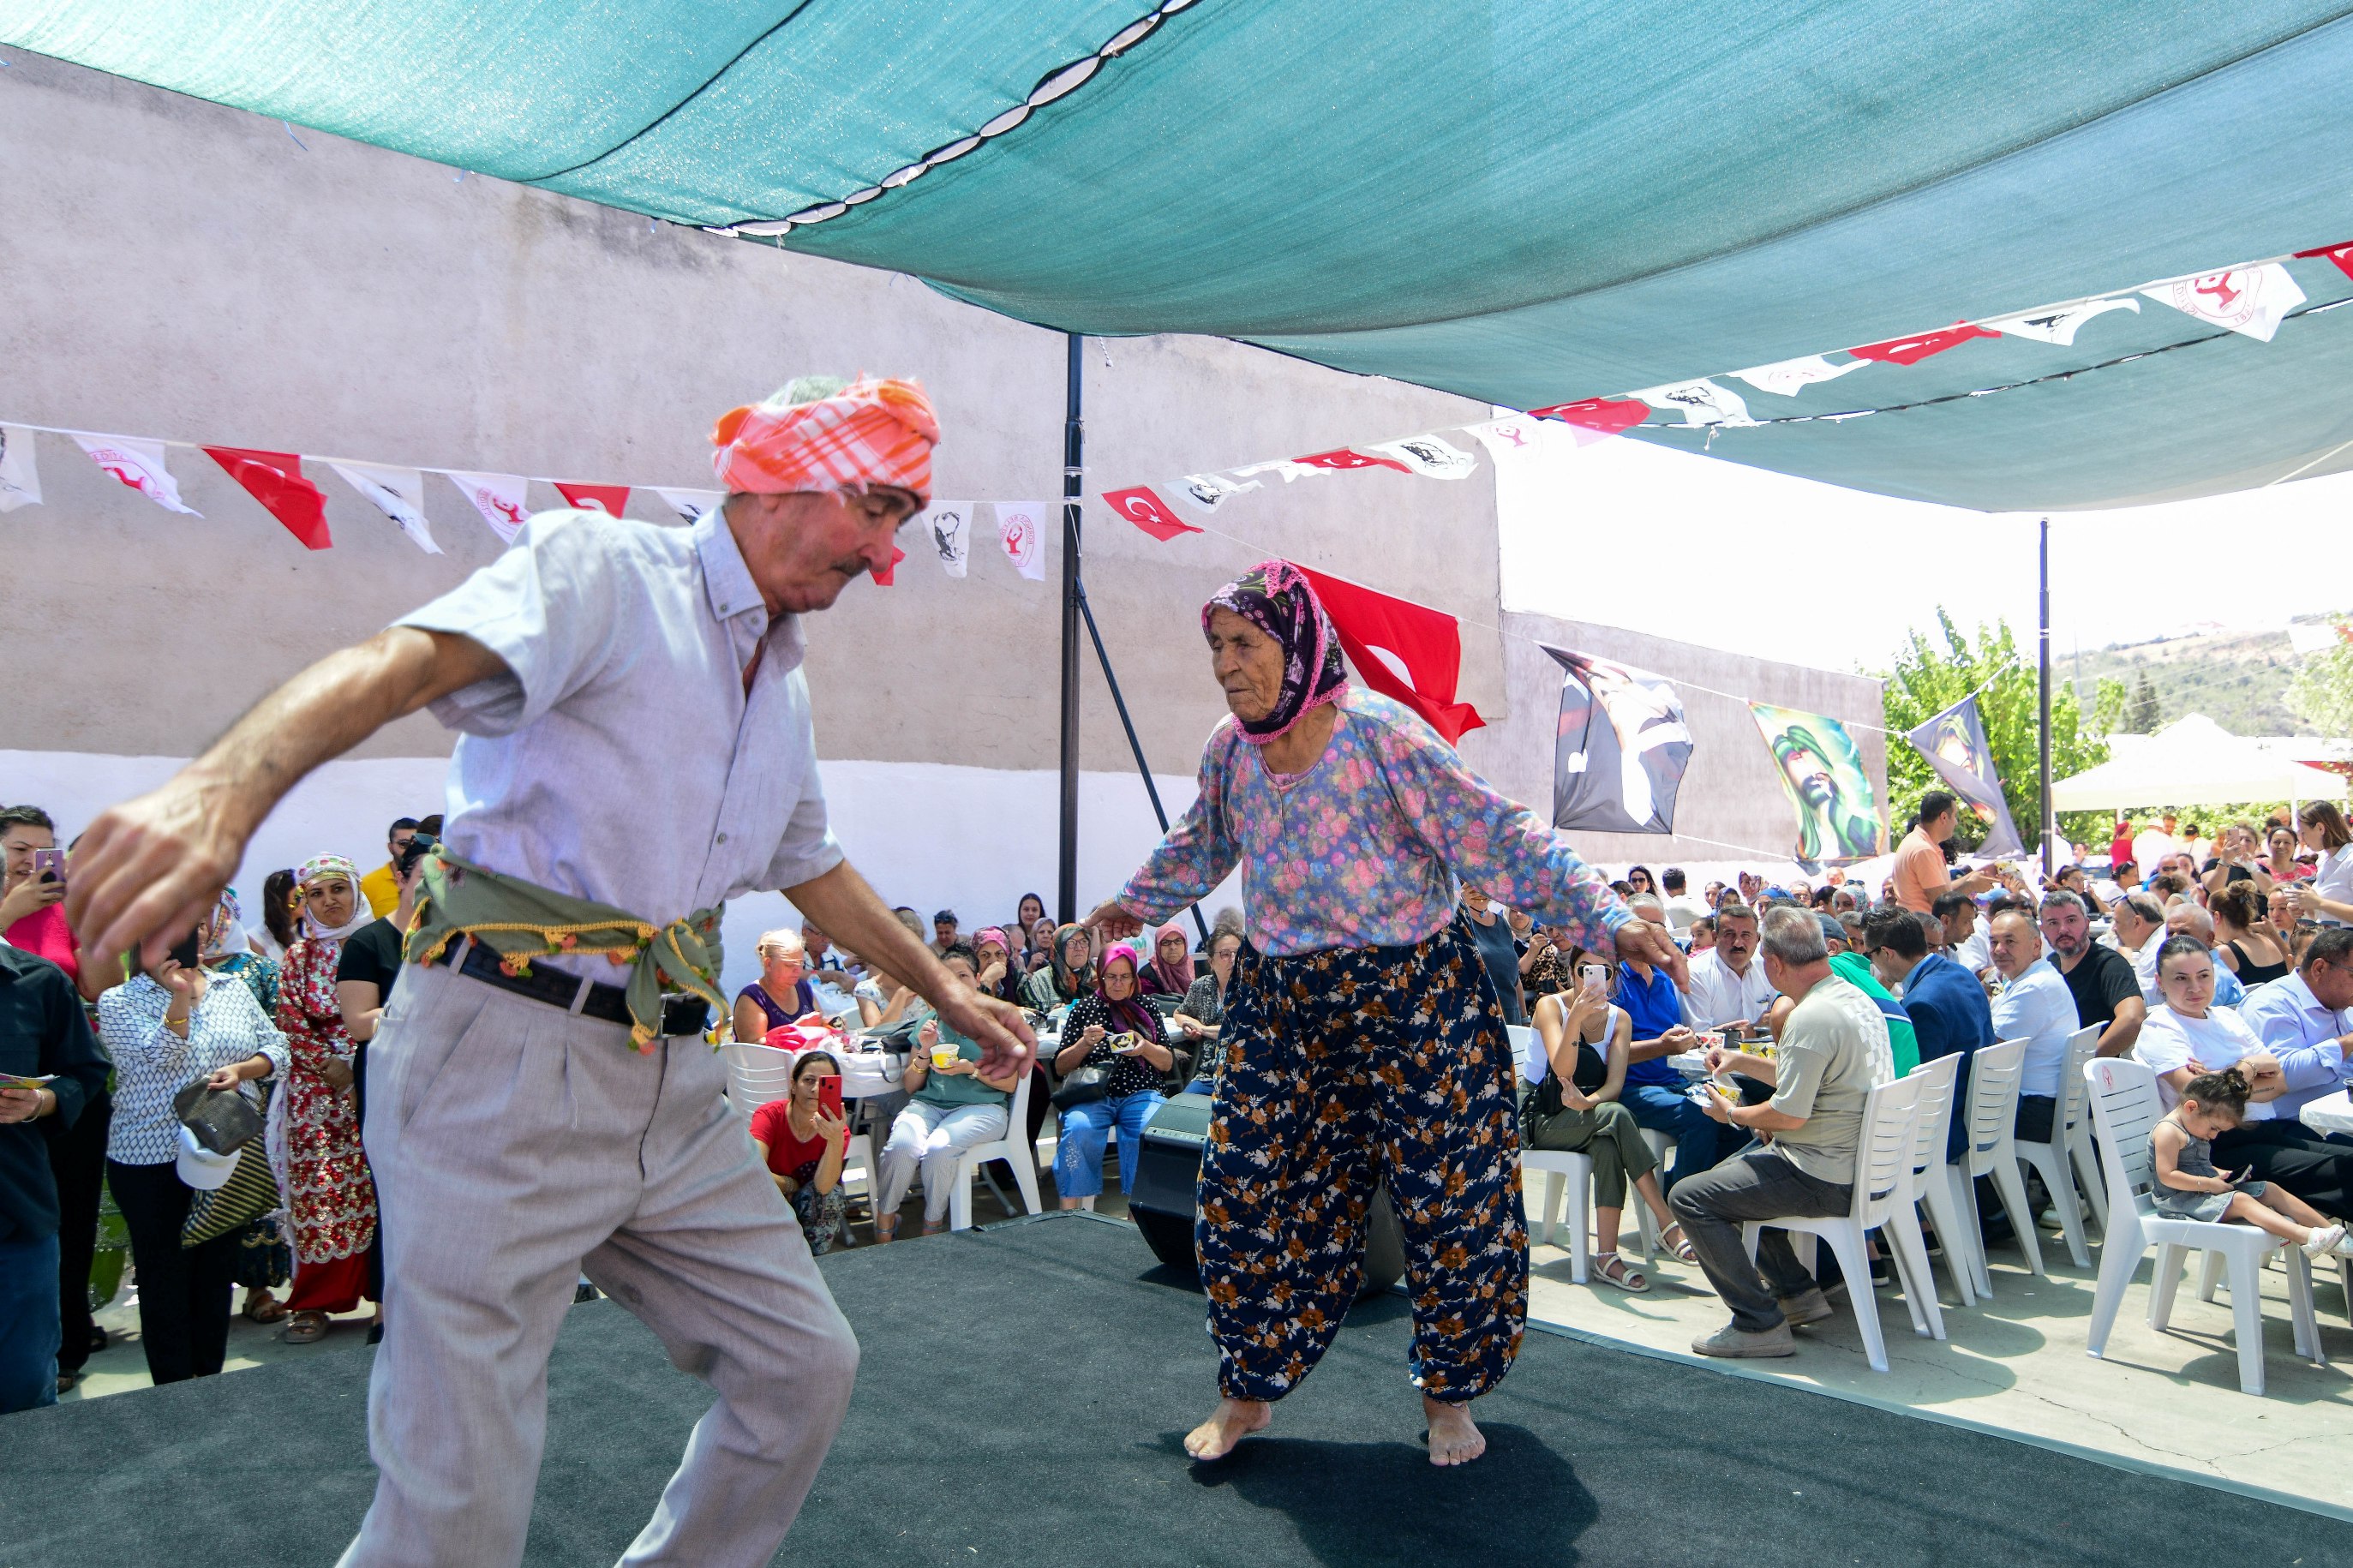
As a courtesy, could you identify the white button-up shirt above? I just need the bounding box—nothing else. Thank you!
[400,507,844,929]
[1679,949,1778,1028]
[2238,971,2353,1118]
[98,975,289,1165]
[1989,957,2081,1099]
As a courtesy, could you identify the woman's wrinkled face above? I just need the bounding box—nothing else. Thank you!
[1062,931,1091,971]
[1103,956,1136,999]
[1157,931,1188,964]
[978,938,1009,970]
[1211,934,1241,981]
[1031,917,1057,951]
[762,943,805,988]
[1207,607,1284,723]
[304,876,356,930]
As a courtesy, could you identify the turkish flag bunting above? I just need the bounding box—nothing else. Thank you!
[871,543,906,586]
[2295,240,2353,281]
[1846,320,1999,365]
[1296,566,1484,743]
[1525,398,1649,443]
[1294,448,1413,475]
[204,446,330,548]
[1102,485,1201,541]
[553,482,631,516]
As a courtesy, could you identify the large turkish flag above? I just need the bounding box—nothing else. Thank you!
[1296,566,1484,743]
[204,446,329,548]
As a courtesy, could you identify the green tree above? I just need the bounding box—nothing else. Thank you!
[2122,671,2161,734]
[2286,643,2353,738]
[1878,610,2123,856]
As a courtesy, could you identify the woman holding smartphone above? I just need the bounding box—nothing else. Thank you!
[1521,952,1691,1291]
[749,1050,851,1254]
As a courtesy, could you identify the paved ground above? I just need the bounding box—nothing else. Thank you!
[64,1140,2353,1520]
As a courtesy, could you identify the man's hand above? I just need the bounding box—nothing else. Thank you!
[1658,1024,1697,1053]
[1085,898,1143,943]
[0,873,65,930]
[0,1086,51,1124]
[1614,919,1688,988]
[319,1057,356,1092]
[931,988,1035,1081]
[1697,1087,1733,1125]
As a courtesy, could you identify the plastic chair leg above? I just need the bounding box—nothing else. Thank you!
[1886,1205,1947,1340]
[1955,1164,1995,1298]
[1826,1226,1889,1372]
[1536,1170,1563,1245]
[2085,1225,2143,1358]
[2021,1144,2090,1268]
[2285,1252,2321,1363]
[948,1167,973,1233]
[2069,1131,2109,1233]
[1989,1158,2047,1278]
[2147,1242,2188,1332]
[2226,1250,2267,1396]
[1008,1145,1043,1217]
[2198,1248,2226,1303]
[1921,1168,1978,1306]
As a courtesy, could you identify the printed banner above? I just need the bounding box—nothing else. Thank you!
[1981,296,2140,346]
[0,426,39,512]
[1629,379,1750,428]
[995,500,1049,582]
[72,434,200,515]
[2142,264,2305,343]
[922,500,971,578]
[1175,472,1259,512]
[1904,694,2026,859]
[1731,355,1866,398]
[1750,701,1883,868]
[1542,646,1691,835]
[205,446,330,549]
[1296,566,1482,743]
[653,487,723,524]
[444,470,530,543]
[330,461,440,554]
[1846,321,1999,365]
[553,482,630,516]
[1365,434,1478,479]
[1527,398,1650,444]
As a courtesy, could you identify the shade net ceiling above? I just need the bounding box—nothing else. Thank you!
[12,2,2353,512]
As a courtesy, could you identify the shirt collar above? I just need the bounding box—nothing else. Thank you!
[693,502,805,667]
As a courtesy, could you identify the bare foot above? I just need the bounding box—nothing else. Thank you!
[1422,1394,1486,1467]
[1183,1396,1271,1460]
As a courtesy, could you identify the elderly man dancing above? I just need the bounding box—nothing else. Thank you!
[67,375,1032,1568]
[1092,562,1683,1466]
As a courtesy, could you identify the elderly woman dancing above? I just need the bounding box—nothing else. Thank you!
[1091,561,1682,1467]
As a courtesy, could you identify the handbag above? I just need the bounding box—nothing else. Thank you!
[1051,1063,1111,1111]
[174,1079,265,1155]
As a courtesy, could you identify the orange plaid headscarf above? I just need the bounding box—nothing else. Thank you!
[709,374,938,506]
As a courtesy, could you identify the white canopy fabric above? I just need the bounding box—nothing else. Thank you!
[2053,715,2348,811]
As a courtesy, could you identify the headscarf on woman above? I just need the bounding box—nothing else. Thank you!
[203,888,250,961]
[1145,923,1196,995]
[972,926,1021,1001]
[1202,559,1349,744]
[1021,922,1095,1011]
[296,854,373,943]
[1093,943,1164,1042]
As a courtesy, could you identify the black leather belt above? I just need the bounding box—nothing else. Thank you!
[430,938,711,1038]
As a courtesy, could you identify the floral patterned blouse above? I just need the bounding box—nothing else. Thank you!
[1121,690,1632,958]
[273,937,378,1263]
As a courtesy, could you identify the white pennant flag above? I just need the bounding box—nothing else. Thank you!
[994,500,1049,582]
[923,500,972,578]
[1730,355,1865,398]
[1982,296,2140,346]
[1229,458,1326,484]
[2142,264,2305,343]
[1175,473,1260,512]
[653,487,725,524]
[72,433,201,514]
[1629,379,1751,428]
[1467,414,1570,465]
[443,470,531,542]
[331,461,441,554]
[1366,434,1478,480]
[0,426,40,512]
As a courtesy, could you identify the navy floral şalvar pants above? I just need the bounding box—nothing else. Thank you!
[1194,913,1528,1404]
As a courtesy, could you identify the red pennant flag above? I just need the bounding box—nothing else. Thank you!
[1296,566,1484,743]
[2295,240,2353,281]
[1295,448,1414,475]
[203,446,330,549]
[553,482,631,516]
[871,543,906,585]
[1846,320,1999,366]
[1525,397,1649,440]
[1102,485,1202,541]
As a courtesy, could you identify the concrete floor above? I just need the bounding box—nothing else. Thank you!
[61,1142,2353,1525]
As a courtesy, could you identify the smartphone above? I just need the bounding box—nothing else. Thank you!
[168,929,202,969]
[30,847,65,886]
[1577,962,1608,989]
[817,1077,843,1121]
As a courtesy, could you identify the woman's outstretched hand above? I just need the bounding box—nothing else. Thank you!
[1613,919,1688,989]
[1085,899,1144,942]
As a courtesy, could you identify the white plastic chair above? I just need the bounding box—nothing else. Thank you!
[721,1039,799,1116]
[2014,1024,2103,1266]
[1953,1036,2044,1290]
[1511,1026,1596,1281]
[947,1068,1043,1232]
[2081,1057,2324,1397]
[1742,1071,1929,1371]
[1900,1052,1974,1308]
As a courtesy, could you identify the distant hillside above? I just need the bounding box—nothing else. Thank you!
[2069,619,2347,737]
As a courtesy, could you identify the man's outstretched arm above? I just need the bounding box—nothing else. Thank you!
[68,628,508,969]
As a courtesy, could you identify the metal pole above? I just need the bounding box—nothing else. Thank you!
[2039,517,2055,877]
[1078,581,1211,943]
[1057,333,1084,925]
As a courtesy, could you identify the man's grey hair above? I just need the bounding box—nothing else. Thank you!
[2120,892,2165,928]
[2036,889,2087,919]
[2167,902,2214,942]
[1757,906,1829,966]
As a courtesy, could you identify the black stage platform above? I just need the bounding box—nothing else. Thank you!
[2,1212,2338,1566]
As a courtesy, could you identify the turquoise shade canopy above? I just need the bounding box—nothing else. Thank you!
[9,1,2353,510]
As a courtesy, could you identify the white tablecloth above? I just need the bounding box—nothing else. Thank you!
[2298,1089,2353,1139]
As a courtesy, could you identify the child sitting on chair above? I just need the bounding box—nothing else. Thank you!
[2151,1067,2350,1259]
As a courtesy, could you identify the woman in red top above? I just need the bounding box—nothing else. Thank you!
[749,1050,852,1254]
[0,805,96,999]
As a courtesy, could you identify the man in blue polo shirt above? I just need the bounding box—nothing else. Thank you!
[1616,895,1731,1189]
[1864,906,1993,1161]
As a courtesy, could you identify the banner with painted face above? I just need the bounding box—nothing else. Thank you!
[1904,694,2026,859]
[1750,702,1883,868]
[1542,646,1691,835]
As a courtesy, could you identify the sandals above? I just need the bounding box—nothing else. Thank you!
[1657,1223,1698,1264]
[243,1293,290,1325]
[1592,1253,1650,1293]
[283,1311,331,1344]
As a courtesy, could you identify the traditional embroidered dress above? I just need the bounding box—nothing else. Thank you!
[274,934,377,1308]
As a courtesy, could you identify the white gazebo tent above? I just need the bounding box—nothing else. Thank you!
[2051,715,2350,811]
